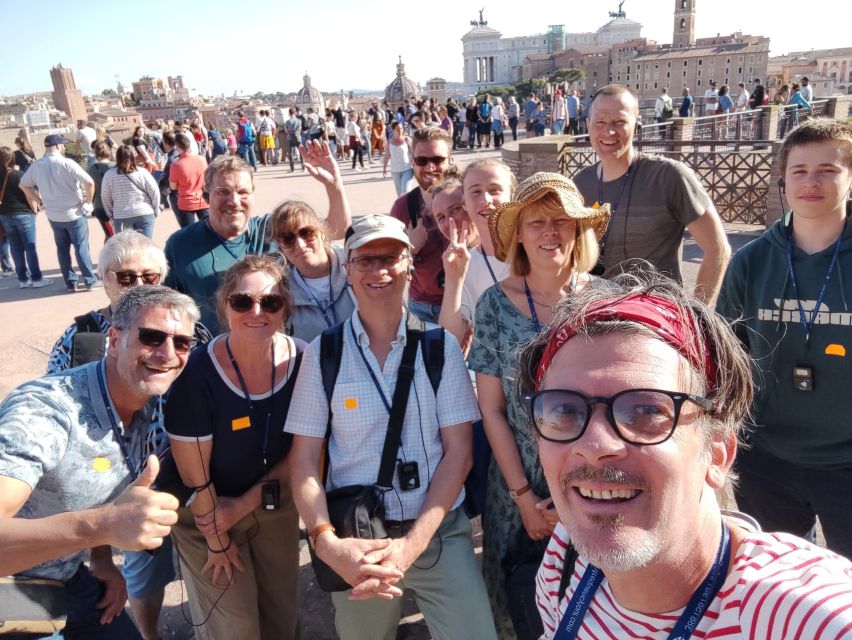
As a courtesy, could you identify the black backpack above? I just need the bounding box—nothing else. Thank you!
[70,313,108,368]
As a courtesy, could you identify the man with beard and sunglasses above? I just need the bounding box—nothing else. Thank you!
[164,142,351,335]
[389,126,454,324]
[0,286,199,640]
[516,272,852,639]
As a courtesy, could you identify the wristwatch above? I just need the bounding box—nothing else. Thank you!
[509,484,531,501]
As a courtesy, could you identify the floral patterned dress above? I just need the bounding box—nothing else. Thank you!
[468,283,550,639]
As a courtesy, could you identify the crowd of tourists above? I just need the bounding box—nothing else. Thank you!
[1,83,851,640]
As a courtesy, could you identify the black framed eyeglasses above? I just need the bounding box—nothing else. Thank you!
[346,254,409,272]
[227,293,286,314]
[524,388,715,445]
[137,327,197,354]
[111,270,162,287]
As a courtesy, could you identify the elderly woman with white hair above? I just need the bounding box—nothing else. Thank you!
[47,230,211,374]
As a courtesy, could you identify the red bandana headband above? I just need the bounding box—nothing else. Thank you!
[534,294,717,391]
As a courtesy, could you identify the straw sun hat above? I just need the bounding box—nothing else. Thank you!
[488,172,611,262]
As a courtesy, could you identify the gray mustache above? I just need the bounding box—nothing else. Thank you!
[561,465,649,490]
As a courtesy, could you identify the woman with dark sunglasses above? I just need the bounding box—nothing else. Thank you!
[46,230,212,374]
[269,200,356,341]
[165,255,305,640]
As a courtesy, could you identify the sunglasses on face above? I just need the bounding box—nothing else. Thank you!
[278,226,318,248]
[227,292,286,313]
[412,156,448,167]
[111,270,162,286]
[137,327,197,353]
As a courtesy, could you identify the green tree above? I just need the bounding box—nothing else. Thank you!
[514,78,547,98]
[474,85,512,101]
[548,68,584,86]
[101,88,118,98]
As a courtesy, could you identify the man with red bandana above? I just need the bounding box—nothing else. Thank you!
[516,273,852,639]
[573,84,730,304]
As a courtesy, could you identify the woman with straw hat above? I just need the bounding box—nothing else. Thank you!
[467,171,610,638]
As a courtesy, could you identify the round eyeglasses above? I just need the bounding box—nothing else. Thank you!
[524,388,715,445]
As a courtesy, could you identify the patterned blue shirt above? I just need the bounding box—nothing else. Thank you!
[0,362,160,581]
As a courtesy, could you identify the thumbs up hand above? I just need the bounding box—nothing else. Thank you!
[103,455,180,551]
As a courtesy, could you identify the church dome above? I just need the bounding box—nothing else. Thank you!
[384,57,421,109]
[295,73,325,112]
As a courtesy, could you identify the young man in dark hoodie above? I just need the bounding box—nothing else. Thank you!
[717,119,852,558]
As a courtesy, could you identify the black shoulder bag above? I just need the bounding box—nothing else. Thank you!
[309,324,423,592]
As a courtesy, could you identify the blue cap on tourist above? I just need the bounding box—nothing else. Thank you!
[44,134,72,147]
[344,214,413,255]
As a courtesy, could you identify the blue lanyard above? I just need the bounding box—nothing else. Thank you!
[523,277,542,332]
[554,523,731,640]
[96,361,139,479]
[206,219,245,262]
[225,337,277,470]
[292,265,338,329]
[785,218,846,345]
[349,321,392,414]
[480,248,498,285]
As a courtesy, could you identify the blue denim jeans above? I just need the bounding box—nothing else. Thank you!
[49,217,97,288]
[114,214,156,238]
[43,564,143,639]
[408,298,442,324]
[1,213,44,282]
[238,142,258,170]
[551,119,565,135]
[391,168,414,196]
[509,116,519,140]
[0,234,11,272]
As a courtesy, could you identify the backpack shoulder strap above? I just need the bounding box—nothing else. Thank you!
[406,187,421,228]
[74,312,102,333]
[405,313,444,395]
[319,323,346,420]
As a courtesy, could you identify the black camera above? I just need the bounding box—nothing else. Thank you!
[262,480,280,510]
[398,461,421,491]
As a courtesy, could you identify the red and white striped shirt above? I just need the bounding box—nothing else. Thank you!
[537,520,852,639]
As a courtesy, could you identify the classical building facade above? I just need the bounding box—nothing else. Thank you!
[50,64,87,123]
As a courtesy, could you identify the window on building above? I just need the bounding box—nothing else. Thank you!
[667,72,671,78]
[684,61,688,67]
[683,71,687,77]
[681,0,688,7]
[748,55,754,63]
[654,82,658,89]
[697,69,702,77]
[738,67,743,74]
[680,18,686,30]
[697,79,702,86]
[668,62,672,68]
[726,58,731,64]
[698,59,702,66]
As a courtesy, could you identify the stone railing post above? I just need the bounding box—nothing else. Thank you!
[670,117,694,153]
[759,105,779,141]
[765,140,786,228]
[824,95,850,122]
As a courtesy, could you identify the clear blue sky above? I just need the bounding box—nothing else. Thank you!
[2,0,847,97]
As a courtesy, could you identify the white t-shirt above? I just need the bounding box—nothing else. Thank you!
[801,84,814,101]
[258,116,275,136]
[704,88,718,104]
[536,517,852,639]
[736,90,750,110]
[77,127,97,157]
[461,249,509,325]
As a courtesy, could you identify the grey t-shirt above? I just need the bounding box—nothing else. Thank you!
[0,361,160,581]
[574,156,710,282]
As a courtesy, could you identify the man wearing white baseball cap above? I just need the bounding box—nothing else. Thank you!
[286,214,497,639]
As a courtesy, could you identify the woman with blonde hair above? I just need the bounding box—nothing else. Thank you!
[467,172,610,638]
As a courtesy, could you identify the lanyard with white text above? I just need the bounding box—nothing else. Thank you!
[96,361,139,479]
[785,218,846,345]
[554,523,731,640]
[292,266,338,328]
[350,321,392,413]
[480,248,498,285]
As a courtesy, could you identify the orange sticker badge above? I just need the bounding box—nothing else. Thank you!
[344,398,358,410]
[232,416,252,431]
[825,344,846,357]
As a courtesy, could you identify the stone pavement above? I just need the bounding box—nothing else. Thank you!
[0,147,763,639]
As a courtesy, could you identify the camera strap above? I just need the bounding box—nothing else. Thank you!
[375,323,423,491]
